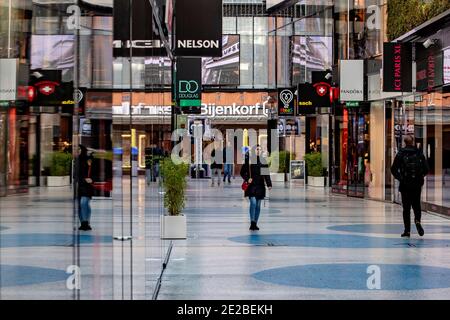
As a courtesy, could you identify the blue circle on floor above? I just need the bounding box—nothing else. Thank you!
[228,233,450,248]
[1,265,67,287]
[253,264,450,290]
[0,234,112,248]
[328,224,450,234]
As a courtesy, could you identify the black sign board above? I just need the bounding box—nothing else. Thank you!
[113,0,166,57]
[297,82,331,115]
[29,70,85,110]
[416,47,443,92]
[175,0,223,57]
[176,57,202,107]
[383,43,412,92]
[277,88,295,116]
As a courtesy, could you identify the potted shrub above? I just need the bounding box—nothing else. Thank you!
[304,152,325,187]
[47,152,72,187]
[160,158,189,239]
[269,150,294,182]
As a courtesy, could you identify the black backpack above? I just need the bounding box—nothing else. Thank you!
[400,150,424,183]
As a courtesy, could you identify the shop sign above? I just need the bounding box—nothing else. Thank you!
[340,60,364,101]
[277,88,295,117]
[277,118,300,136]
[416,48,443,92]
[297,82,331,115]
[290,160,305,181]
[113,103,269,118]
[176,57,202,107]
[346,102,359,107]
[201,103,269,117]
[444,47,450,85]
[383,43,413,92]
[175,0,222,57]
[113,0,166,57]
[29,73,85,108]
[0,59,18,101]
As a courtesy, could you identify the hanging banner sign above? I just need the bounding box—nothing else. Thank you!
[113,0,166,57]
[175,0,223,57]
[277,88,295,116]
[383,42,413,92]
[0,59,18,101]
[444,47,450,85]
[340,60,364,101]
[297,82,331,114]
[416,49,443,92]
[176,57,202,107]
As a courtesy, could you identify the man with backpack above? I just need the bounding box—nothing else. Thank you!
[391,135,429,238]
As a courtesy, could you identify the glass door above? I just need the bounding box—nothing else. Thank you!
[347,107,369,198]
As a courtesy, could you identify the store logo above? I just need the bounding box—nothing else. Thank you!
[177,40,220,49]
[341,89,363,95]
[113,40,163,49]
[313,82,330,97]
[179,80,199,94]
[393,44,402,91]
[279,89,293,108]
[74,89,84,104]
[35,81,59,96]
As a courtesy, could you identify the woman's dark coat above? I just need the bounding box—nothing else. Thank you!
[240,155,272,200]
[78,156,94,198]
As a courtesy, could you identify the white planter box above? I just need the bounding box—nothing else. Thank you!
[28,176,37,186]
[161,215,187,240]
[270,173,285,182]
[308,176,325,187]
[47,176,70,187]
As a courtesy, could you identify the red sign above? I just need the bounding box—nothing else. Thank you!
[35,81,59,96]
[314,82,329,97]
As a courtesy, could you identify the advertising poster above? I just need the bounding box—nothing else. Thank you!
[290,160,305,183]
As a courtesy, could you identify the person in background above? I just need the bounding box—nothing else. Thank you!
[240,145,272,231]
[223,141,233,184]
[210,147,223,187]
[78,145,94,231]
[391,135,429,238]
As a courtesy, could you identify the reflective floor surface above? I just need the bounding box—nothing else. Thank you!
[1,178,450,299]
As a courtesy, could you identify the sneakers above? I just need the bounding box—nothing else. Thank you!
[415,221,425,237]
[401,231,410,238]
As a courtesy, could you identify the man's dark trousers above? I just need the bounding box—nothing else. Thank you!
[401,186,422,233]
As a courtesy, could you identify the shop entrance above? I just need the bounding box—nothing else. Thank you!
[332,105,370,198]
[346,107,370,198]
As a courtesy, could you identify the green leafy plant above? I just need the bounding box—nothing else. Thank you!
[304,152,323,177]
[387,0,450,40]
[49,152,72,176]
[161,158,189,216]
[269,150,294,174]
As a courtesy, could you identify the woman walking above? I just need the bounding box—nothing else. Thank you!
[240,145,272,231]
[77,145,94,231]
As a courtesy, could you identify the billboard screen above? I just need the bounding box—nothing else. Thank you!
[291,36,332,85]
[202,35,240,86]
